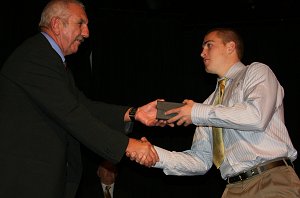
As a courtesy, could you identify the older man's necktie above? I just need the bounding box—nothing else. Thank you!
[104,185,112,198]
[212,78,227,169]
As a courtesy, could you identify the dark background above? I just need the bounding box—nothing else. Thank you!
[2,0,300,197]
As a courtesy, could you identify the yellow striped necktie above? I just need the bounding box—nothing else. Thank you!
[212,78,227,169]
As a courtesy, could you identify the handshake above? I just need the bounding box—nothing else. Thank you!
[125,137,158,167]
[125,100,193,167]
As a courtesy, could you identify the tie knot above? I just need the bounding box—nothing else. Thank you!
[218,78,226,86]
[105,185,111,190]
[218,78,227,90]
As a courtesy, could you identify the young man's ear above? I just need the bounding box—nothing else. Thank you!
[226,41,236,55]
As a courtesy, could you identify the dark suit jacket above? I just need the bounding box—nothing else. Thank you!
[0,33,131,198]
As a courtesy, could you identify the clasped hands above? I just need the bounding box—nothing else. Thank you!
[126,137,157,167]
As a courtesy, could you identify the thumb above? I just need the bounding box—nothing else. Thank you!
[140,136,148,142]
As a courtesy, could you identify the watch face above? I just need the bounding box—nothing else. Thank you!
[129,107,137,121]
[130,107,137,114]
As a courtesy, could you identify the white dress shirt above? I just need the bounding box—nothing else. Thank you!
[154,62,297,180]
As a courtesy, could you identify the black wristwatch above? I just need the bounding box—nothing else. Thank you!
[129,107,138,121]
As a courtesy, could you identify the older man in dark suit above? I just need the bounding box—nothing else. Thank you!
[0,0,162,197]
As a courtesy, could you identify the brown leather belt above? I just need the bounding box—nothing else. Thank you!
[227,158,293,184]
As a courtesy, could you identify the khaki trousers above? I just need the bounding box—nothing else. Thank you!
[222,166,300,198]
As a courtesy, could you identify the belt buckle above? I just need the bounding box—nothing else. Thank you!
[243,168,257,180]
[238,174,243,181]
[250,169,256,176]
[228,168,257,184]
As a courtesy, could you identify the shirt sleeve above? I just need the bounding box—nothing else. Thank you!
[153,126,213,175]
